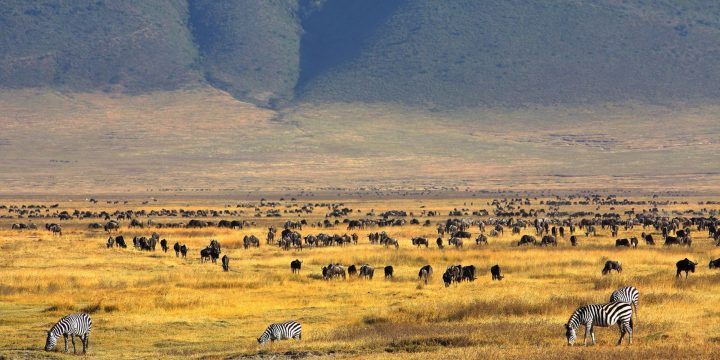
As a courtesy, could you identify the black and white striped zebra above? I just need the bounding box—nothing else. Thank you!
[257,320,302,345]
[45,313,92,353]
[609,286,640,319]
[564,302,633,346]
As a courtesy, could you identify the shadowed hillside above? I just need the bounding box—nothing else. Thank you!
[2,1,720,106]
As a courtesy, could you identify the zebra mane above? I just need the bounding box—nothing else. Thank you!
[566,307,583,329]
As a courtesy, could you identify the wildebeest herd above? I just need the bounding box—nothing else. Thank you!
[4,194,720,353]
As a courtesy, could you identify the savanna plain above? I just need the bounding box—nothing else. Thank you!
[1,195,719,360]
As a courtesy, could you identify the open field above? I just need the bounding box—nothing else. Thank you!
[1,88,719,195]
[1,195,720,359]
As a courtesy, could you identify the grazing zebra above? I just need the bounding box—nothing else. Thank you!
[45,313,92,353]
[564,302,633,346]
[609,286,640,319]
[257,320,302,345]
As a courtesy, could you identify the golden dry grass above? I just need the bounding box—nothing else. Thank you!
[0,196,719,359]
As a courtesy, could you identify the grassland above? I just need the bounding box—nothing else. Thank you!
[1,196,720,359]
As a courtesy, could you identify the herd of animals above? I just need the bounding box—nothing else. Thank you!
[3,195,720,352]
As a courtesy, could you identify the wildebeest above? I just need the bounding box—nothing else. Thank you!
[173,242,181,257]
[104,221,120,233]
[491,264,504,280]
[442,271,453,287]
[411,237,428,247]
[475,234,488,245]
[359,264,374,280]
[160,239,168,253]
[570,235,578,246]
[540,235,557,247]
[676,258,697,279]
[418,265,433,284]
[222,255,229,271]
[114,236,126,248]
[616,238,631,247]
[384,266,394,279]
[642,232,655,245]
[709,258,720,269]
[322,264,346,280]
[243,235,260,249]
[347,264,357,277]
[602,260,623,275]
[448,237,463,248]
[443,265,462,287]
[461,265,476,282]
[106,236,114,248]
[436,237,444,249]
[291,259,302,274]
[629,237,638,248]
[180,244,188,258]
[45,223,62,236]
[453,231,471,239]
[518,234,536,246]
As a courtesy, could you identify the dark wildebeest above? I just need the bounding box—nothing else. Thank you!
[221,255,229,272]
[461,265,476,282]
[104,221,120,233]
[709,258,720,269]
[629,237,638,248]
[570,235,578,246]
[476,234,488,245]
[115,235,126,248]
[291,259,302,274]
[436,237,444,249]
[180,244,187,258]
[243,235,260,249]
[200,247,212,263]
[160,239,168,253]
[642,232,655,245]
[453,231,471,239]
[418,265,433,284]
[676,258,697,279]
[448,237,463,248]
[491,264,504,280]
[384,266,394,279]
[444,265,462,287]
[106,236,114,248]
[411,237,429,247]
[173,242,181,257]
[347,265,357,277]
[540,235,556,246]
[615,238,631,247]
[442,271,453,287]
[664,236,682,246]
[323,264,346,280]
[359,264,374,280]
[602,260,623,275]
[518,234,536,246]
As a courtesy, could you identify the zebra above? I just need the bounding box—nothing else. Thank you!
[609,286,640,320]
[257,320,302,345]
[564,302,633,346]
[45,313,92,353]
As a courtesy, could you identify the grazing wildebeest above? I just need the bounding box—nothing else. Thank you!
[322,264,346,280]
[347,265,357,277]
[180,244,188,258]
[104,221,119,233]
[642,233,655,245]
[676,258,697,279]
[173,242,181,257]
[629,237,638,248]
[384,266,394,279]
[461,265,476,282]
[222,255,229,271]
[448,237,463,248]
[436,237,444,249]
[602,260,623,275]
[359,264,374,280]
[475,234,488,245]
[106,236,114,248]
[518,234,536,246]
[491,264,504,280]
[442,271,453,287]
[418,265,433,284]
[411,237,429,247]
[453,231,471,239]
[243,235,260,249]
[615,238,631,247]
[46,223,62,236]
[540,235,557,246]
[291,259,302,274]
[709,258,720,269]
[160,239,168,253]
[115,235,126,248]
[570,235,578,246]
[443,265,462,287]
[200,247,212,263]
[664,236,681,246]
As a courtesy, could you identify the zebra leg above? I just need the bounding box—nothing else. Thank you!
[63,334,68,352]
[83,334,88,353]
[583,325,590,346]
[617,323,625,346]
[626,322,633,345]
[71,334,76,353]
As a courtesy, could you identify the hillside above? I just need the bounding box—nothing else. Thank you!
[2,1,720,106]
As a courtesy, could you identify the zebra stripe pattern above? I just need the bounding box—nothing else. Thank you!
[45,313,92,353]
[564,302,633,346]
[609,286,640,318]
[257,320,302,345]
